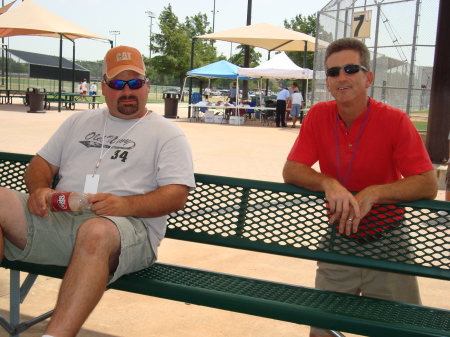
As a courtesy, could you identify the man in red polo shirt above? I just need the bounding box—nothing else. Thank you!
[283,38,437,337]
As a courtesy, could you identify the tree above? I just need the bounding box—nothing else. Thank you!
[149,6,221,94]
[185,13,217,68]
[283,13,333,70]
[284,14,317,70]
[184,12,221,92]
[228,44,261,67]
[150,5,191,89]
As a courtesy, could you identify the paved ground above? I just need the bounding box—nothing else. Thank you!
[0,99,447,337]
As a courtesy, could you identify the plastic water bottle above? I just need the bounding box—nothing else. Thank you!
[46,191,91,212]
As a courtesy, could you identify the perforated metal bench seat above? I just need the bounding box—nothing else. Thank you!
[2,259,450,337]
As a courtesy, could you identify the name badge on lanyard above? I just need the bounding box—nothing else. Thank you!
[84,174,100,194]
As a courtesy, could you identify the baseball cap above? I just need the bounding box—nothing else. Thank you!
[102,45,146,79]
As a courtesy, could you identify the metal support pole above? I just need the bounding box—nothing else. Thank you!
[311,11,321,105]
[188,38,196,118]
[58,34,63,113]
[10,270,20,337]
[334,1,341,41]
[1,0,3,86]
[150,16,153,59]
[302,41,307,106]
[370,3,382,98]
[242,0,252,100]
[5,45,8,91]
[426,0,450,162]
[145,11,155,59]
[72,41,75,93]
[405,0,421,116]
[265,51,270,97]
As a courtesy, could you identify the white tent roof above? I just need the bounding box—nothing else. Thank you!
[238,52,313,79]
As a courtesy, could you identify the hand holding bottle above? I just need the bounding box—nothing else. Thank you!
[46,191,92,212]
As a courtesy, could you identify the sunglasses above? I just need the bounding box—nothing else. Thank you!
[326,64,368,77]
[104,78,148,90]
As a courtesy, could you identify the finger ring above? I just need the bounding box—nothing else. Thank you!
[348,218,353,221]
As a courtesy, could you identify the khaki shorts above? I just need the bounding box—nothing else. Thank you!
[311,262,421,335]
[5,191,155,284]
[310,223,421,335]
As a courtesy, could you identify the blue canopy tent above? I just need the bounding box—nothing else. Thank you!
[183,60,252,103]
[184,60,256,123]
[186,60,251,79]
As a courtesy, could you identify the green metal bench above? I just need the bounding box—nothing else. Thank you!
[1,151,449,337]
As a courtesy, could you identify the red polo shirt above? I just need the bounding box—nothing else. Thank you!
[287,98,433,192]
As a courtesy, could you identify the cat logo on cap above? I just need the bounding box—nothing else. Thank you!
[116,52,132,62]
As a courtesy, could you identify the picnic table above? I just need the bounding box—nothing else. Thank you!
[44,92,103,110]
[0,89,28,105]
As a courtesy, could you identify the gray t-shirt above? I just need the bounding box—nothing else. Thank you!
[291,92,303,105]
[38,108,195,256]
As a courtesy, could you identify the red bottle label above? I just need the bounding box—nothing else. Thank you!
[49,192,71,212]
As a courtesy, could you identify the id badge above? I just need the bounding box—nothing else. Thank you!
[84,174,100,194]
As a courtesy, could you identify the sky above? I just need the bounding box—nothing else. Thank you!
[1,0,332,62]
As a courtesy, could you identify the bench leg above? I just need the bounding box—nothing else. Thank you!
[0,271,55,337]
[10,270,20,335]
[0,270,23,336]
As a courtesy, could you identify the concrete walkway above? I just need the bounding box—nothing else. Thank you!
[0,100,447,336]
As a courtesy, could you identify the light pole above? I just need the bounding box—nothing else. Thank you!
[211,0,218,32]
[109,30,120,47]
[145,11,155,59]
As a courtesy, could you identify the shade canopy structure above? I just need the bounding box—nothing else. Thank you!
[0,0,107,41]
[0,0,109,111]
[238,52,313,79]
[197,23,329,52]
[188,23,327,117]
[187,60,252,80]
[0,1,15,15]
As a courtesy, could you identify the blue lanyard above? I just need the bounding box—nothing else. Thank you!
[335,99,371,187]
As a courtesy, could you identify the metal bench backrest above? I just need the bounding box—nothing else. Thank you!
[167,173,450,281]
[1,152,449,281]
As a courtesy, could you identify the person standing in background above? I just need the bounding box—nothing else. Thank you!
[90,82,98,96]
[228,82,237,104]
[275,87,290,128]
[203,87,211,100]
[289,89,303,128]
[286,82,299,122]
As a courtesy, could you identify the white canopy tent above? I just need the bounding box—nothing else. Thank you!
[238,52,313,104]
[239,52,313,79]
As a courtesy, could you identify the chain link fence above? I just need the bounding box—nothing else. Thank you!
[313,0,438,132]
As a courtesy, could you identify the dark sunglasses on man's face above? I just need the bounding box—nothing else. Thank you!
[103,78,148,90]
[326,64,368,77]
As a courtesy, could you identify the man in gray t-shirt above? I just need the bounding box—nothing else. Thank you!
[0,46,195,337]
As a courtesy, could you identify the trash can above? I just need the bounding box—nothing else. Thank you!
[163,92,180,118]
[27,87,46,113]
